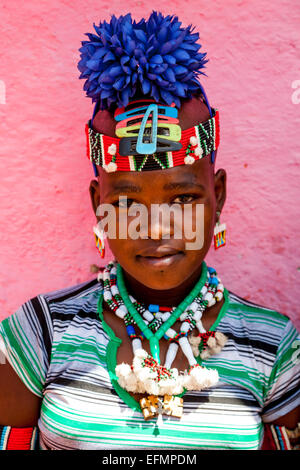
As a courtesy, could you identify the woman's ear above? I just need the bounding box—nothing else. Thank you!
[214,168,227,219]
[89,180,100,218]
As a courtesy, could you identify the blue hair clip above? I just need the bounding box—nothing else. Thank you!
[136,104,159,154]
[90,101,99,177]
[115,105,178,122]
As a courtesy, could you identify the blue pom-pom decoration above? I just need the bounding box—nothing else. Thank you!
[78,11,208,110]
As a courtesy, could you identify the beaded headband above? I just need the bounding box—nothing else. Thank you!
[86,107,219,172]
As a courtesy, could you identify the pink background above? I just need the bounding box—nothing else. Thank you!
[0,0,299,329]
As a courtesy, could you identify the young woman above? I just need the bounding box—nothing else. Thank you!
[0,12,299,450]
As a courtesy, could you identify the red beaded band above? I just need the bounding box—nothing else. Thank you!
[86,109,220,172]
[0,426,38,450]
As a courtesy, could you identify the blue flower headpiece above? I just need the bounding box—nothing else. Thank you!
[78,11,208,110]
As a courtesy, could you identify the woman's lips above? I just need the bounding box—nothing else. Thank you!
[136,252,184,268]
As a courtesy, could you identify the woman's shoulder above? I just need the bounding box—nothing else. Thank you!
[226,289,287,315]
[1,277,103,331]
[41,276,102,305]
[34,276,104,323]
[224,289,299,339]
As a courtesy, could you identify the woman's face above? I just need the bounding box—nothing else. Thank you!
[89,97,226,291]
[90,158,226,291]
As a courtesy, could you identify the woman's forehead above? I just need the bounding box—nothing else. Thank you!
[97,155,214,194]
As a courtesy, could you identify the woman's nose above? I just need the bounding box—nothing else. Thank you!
[148,204,182,240]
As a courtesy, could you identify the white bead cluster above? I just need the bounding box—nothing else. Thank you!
[105,144,118,172]
[116,348,219,395]
[184,136,204,165]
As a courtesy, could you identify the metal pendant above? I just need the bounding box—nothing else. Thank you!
[140,395,183,420]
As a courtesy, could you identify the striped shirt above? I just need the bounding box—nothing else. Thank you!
[0,277,299,450]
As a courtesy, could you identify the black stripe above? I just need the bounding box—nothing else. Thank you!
[49,377,118,396]
[48,279,99,304]
[223,331,278,355]
[30,296,52,363]
[184,393,259,407]
[52,309,98,322]
[262,384,300,413]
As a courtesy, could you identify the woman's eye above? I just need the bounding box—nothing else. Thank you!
[172,194,197,204]
[114,198,137,208]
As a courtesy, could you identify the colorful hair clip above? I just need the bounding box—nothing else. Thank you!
[114,104,178,122]
[116,122,182,141]
[136,104,158,154]
[119,136,183,156]
[116,114,179,130]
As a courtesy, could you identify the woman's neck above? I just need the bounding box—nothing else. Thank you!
[121,262,204,307]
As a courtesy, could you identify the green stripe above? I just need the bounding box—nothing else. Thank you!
[42,402,261,446]
[0,321,43,393]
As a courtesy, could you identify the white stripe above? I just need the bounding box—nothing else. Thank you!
[1,427,11,449]
[129,155,136,171]
[167,151,173,167]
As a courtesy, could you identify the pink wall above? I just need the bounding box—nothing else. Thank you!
[0,0,299,329]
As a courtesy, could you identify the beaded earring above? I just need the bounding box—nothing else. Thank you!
[93,225,105,258]
[214,211,226,250]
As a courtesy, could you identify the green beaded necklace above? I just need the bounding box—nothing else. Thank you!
[116,261,208,363]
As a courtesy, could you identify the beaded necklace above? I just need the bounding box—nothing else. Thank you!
[97,260,227,419]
